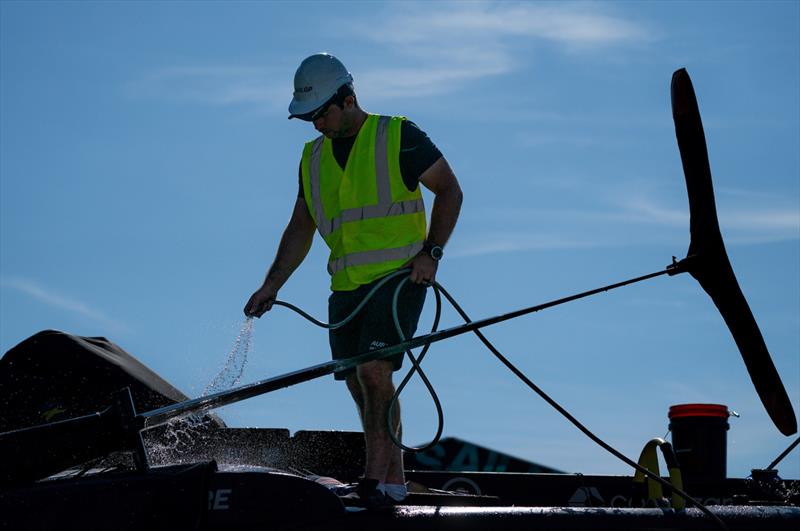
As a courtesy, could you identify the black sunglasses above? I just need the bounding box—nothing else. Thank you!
[309,101,335,122]
[291,85,353,121]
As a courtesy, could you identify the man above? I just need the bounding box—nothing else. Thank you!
[244,53,462,506]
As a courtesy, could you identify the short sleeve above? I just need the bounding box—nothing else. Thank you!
[399,121,443,191]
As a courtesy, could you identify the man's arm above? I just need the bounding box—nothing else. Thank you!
[244,198,316,317]
[406,156,463,284]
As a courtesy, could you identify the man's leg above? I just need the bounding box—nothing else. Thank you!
[356,359,401,483]
[385,401,404,485]
[347,366,404,485]
[345,373,365,422]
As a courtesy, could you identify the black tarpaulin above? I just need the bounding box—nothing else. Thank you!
[0,329,213,432]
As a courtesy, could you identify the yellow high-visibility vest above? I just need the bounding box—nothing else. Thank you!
[301,114,427,291]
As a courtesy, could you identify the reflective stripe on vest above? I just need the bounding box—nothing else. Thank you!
[327,241,424,276]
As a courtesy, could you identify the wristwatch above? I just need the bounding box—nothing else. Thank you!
[422,242,444,261]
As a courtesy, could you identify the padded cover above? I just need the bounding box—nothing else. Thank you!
[0,329,205,432]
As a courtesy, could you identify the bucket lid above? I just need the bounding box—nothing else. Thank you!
[669,403,729,419]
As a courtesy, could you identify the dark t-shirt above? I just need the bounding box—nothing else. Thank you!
[297,120,442,198]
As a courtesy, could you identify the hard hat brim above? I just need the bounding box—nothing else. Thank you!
[287,104,324,121]
[288,90,336,119]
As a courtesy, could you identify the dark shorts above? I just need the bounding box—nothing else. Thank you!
[328,272,427,380]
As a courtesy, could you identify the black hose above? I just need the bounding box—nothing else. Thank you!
[430,281,727,530]
[274,269,448,454]
[386,277,444,452]
[276,271,728,530]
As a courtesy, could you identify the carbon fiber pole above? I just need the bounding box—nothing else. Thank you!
[141,266,675,429]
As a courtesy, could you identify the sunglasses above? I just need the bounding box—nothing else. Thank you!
[309,102,335,122]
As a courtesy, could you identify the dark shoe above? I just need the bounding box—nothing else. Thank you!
[341,478,393,508]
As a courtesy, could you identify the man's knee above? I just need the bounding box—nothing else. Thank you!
[357,360,394,394]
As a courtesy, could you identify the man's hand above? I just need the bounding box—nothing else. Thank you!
[404,252,438,285]
[244,284,279,318]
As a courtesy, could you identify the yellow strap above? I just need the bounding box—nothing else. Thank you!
[633,437,685,509]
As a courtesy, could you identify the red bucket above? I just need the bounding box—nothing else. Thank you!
[668,403,730,480]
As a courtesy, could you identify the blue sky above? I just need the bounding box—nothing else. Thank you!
[1,1,798,478]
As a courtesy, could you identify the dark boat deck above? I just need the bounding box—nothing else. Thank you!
[3,460,798,531]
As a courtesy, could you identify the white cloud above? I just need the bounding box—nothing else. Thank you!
[618,197,689,226]
[127,2,648,107]
[620,195,799,235]
[722,209,800,231]
[357,61,513,99]
[352,2,649,99]
[1,276,129,333]
[448,232,610,258]
[125,66,287,109]
[363,2,647,46]
[448,185,798,258]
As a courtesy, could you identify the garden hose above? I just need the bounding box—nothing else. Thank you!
[274,270,728,530]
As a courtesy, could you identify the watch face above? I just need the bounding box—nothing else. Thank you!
[430,246,444,260]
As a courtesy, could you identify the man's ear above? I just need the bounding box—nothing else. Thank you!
[343,94,356,110]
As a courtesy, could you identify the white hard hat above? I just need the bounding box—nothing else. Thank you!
[288,53,353,119]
